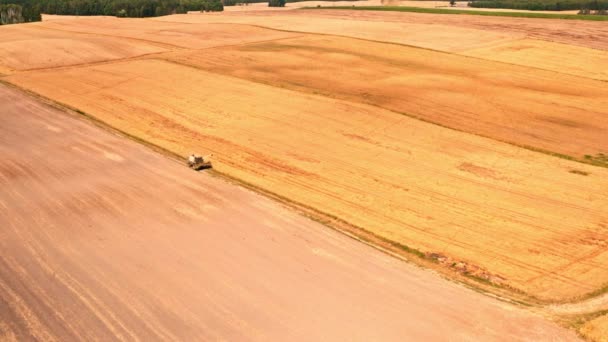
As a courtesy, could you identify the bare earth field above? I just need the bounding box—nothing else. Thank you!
[0,84,581,341]
[2,8,608,340]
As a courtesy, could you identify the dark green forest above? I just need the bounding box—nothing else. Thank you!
[0,0,317,23]
[0,1,41,23]
[0,0,223,24]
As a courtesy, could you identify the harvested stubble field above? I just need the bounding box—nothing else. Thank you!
[2,8,608,333]
[5,84,580,340]
[7,57,608,303]
[0,23,167,74]
[461,39,608,81]
[38,16,299,49]
[153,9,608,50]
[154,10,608,80]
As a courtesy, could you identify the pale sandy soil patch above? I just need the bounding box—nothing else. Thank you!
[0,84,581,341]
[6,59,608,301]
[165,35,608,160]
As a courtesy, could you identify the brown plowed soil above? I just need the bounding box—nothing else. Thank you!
[0,84,580,341]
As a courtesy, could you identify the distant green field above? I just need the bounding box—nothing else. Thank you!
[305,5,608,20]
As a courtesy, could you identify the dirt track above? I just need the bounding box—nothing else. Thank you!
[0,84,580,340]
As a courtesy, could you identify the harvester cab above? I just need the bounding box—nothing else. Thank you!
[188,153,213,170]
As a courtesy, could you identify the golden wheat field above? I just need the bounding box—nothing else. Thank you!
[2,9,608,337]
[164,34,608,161]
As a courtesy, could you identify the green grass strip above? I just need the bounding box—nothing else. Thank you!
[304,5,608,21]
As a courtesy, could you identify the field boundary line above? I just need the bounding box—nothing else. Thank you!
[13,50,179,74]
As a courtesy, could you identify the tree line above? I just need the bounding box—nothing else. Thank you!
[40,0,223,16]
[0,0,223,24]
[0,0,316,25]
[468,0,608,11]
[0,0,41,23]
[1,4,25,24]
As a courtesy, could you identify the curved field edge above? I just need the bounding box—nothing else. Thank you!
[303,6,608,21]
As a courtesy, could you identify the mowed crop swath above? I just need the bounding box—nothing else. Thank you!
[7,58,608,301]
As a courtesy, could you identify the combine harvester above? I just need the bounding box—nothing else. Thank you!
[187,153,213,170]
